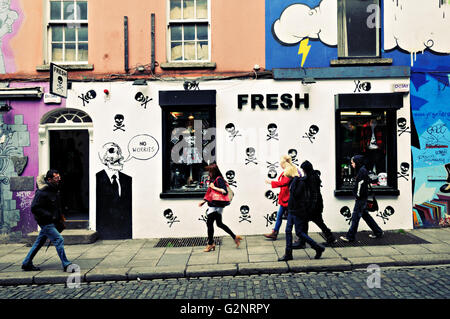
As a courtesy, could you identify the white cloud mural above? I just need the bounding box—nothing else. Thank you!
[384,0,450,54]
[272,0,337,46]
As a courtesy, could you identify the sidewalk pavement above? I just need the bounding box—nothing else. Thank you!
[0,228,450,286]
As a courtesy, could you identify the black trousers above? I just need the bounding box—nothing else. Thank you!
[206,212,236,245]
[298,214,334,243]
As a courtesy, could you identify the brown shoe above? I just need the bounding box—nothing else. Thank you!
[234,235,243,248]
[264,230,278,240]
[204,244,216,252]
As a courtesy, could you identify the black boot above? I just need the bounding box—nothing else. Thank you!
[325,233,337,245]
[278,249,293,261]
[314,245,325,259]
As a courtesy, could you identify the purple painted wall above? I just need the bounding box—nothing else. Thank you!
[7,82,65,235]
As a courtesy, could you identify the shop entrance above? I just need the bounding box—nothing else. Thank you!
[49,130,90,222]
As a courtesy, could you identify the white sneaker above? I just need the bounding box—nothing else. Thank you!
[340,236,352,242]
[369,232,383,239]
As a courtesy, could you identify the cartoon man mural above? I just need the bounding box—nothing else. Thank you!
[0,0,18,74]
[96,142,132,239]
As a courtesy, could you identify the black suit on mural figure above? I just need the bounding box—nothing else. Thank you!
[96,142,132,240]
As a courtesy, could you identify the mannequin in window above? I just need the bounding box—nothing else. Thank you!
[360,118,386,174]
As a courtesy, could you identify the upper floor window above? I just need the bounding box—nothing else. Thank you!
[338,0,380,58]
[48,0,88,63]
[168,0,210,62]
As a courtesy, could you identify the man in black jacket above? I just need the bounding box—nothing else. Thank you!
[279,161,325,261]
[340,155,383,242]
[22,169,72,272]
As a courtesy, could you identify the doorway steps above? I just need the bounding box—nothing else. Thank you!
[26,219,98,246]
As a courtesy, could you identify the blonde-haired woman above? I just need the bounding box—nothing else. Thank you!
[264,155,299,240]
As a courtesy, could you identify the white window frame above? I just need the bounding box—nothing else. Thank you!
[167,0,211,63]
[47,0,88,64]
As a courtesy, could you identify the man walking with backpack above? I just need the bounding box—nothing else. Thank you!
[340,155,384,242]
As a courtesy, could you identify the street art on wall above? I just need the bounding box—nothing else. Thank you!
[266,0,450,69]
[163,209,180,228]
[411,72,450,228]
[340,206,352,225]
[0,0,20,74]
[302,125,319,144]
[238,205,251,223]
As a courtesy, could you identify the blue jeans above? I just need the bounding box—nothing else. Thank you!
[22,224,71,269]
[285,213,321,251]
[346,199,383,241]
[273,205,288,232]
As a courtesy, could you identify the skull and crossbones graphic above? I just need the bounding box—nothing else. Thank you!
[303,125,319,143]
[135,92,152,109]
[245,147,258,165]
[376,206,395,224]
[183,80,200,91]
[340,206,352,225]
[113,114,125,132]
[397,118,411,136]
[266,123,279,141]
[163,209,180,227]
[225,123,242,141]
[225,170,237,187]
[239,205,251,223]
[397,162,410,181]
[288,149,299,166]
[264,211,278,227]
[354,80,371,93]
[266,161,279,179]
[78,89,97,107]
[265,190,279,206]
[56,76,64,94]
[198,211,208,223]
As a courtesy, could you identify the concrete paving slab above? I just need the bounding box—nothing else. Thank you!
[0,253,25,263]
[247,245,276,255]
[188,253,218,265]
[238,262,289,275]
[218,250,248,264]
[186,264,237,277]
[419,243,450,254]
[392,244,435,255]
[127,265,185,280]
[333,247,372,258]
[126,259,158,268]
[85,267,130,282]
[133,248,166,259]
[157,253,190,267]
[409,230,443,243]
[361,246,402,256]
[390,253,450,266]
[0,263,11,271]
[0,271,36,285]
[71,259,102,270]
[249,254,278,263]
[287,258,352,272]
[164,247,192,255]
[347,256,397,269]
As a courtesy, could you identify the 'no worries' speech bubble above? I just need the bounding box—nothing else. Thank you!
[125,134,159,162]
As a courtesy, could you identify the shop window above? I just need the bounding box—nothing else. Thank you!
[160,90,216,198]
[48,0,88,63]
[338,0,380,58]
[335,93,403,196]
[168,0,210,62]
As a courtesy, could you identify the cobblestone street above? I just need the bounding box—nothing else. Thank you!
[1,265,449,300]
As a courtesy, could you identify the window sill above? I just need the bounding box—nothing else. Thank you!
[36,64,94,71]
[160,191,206,199]
[330,58,393,66]
[334,188,400,197]
[160,62,216,70]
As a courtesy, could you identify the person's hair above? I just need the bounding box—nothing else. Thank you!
[281,155,299,178]
[205,163,223,180]
[45,169,59,181]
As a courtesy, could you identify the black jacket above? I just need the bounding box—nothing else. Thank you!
[287,176,309,219]
[31,175,63,227]
[352,155,369,200]
[301,161,324,216]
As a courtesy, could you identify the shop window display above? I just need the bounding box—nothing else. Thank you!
[337,110,392,190]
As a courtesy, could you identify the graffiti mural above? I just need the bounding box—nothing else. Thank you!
[411,73,450,228]
[0,0,20,74]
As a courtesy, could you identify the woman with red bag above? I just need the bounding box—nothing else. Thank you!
[264,155,299,240]
[199,164,242,252]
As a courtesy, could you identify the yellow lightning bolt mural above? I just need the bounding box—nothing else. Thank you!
[298,38,311,68]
